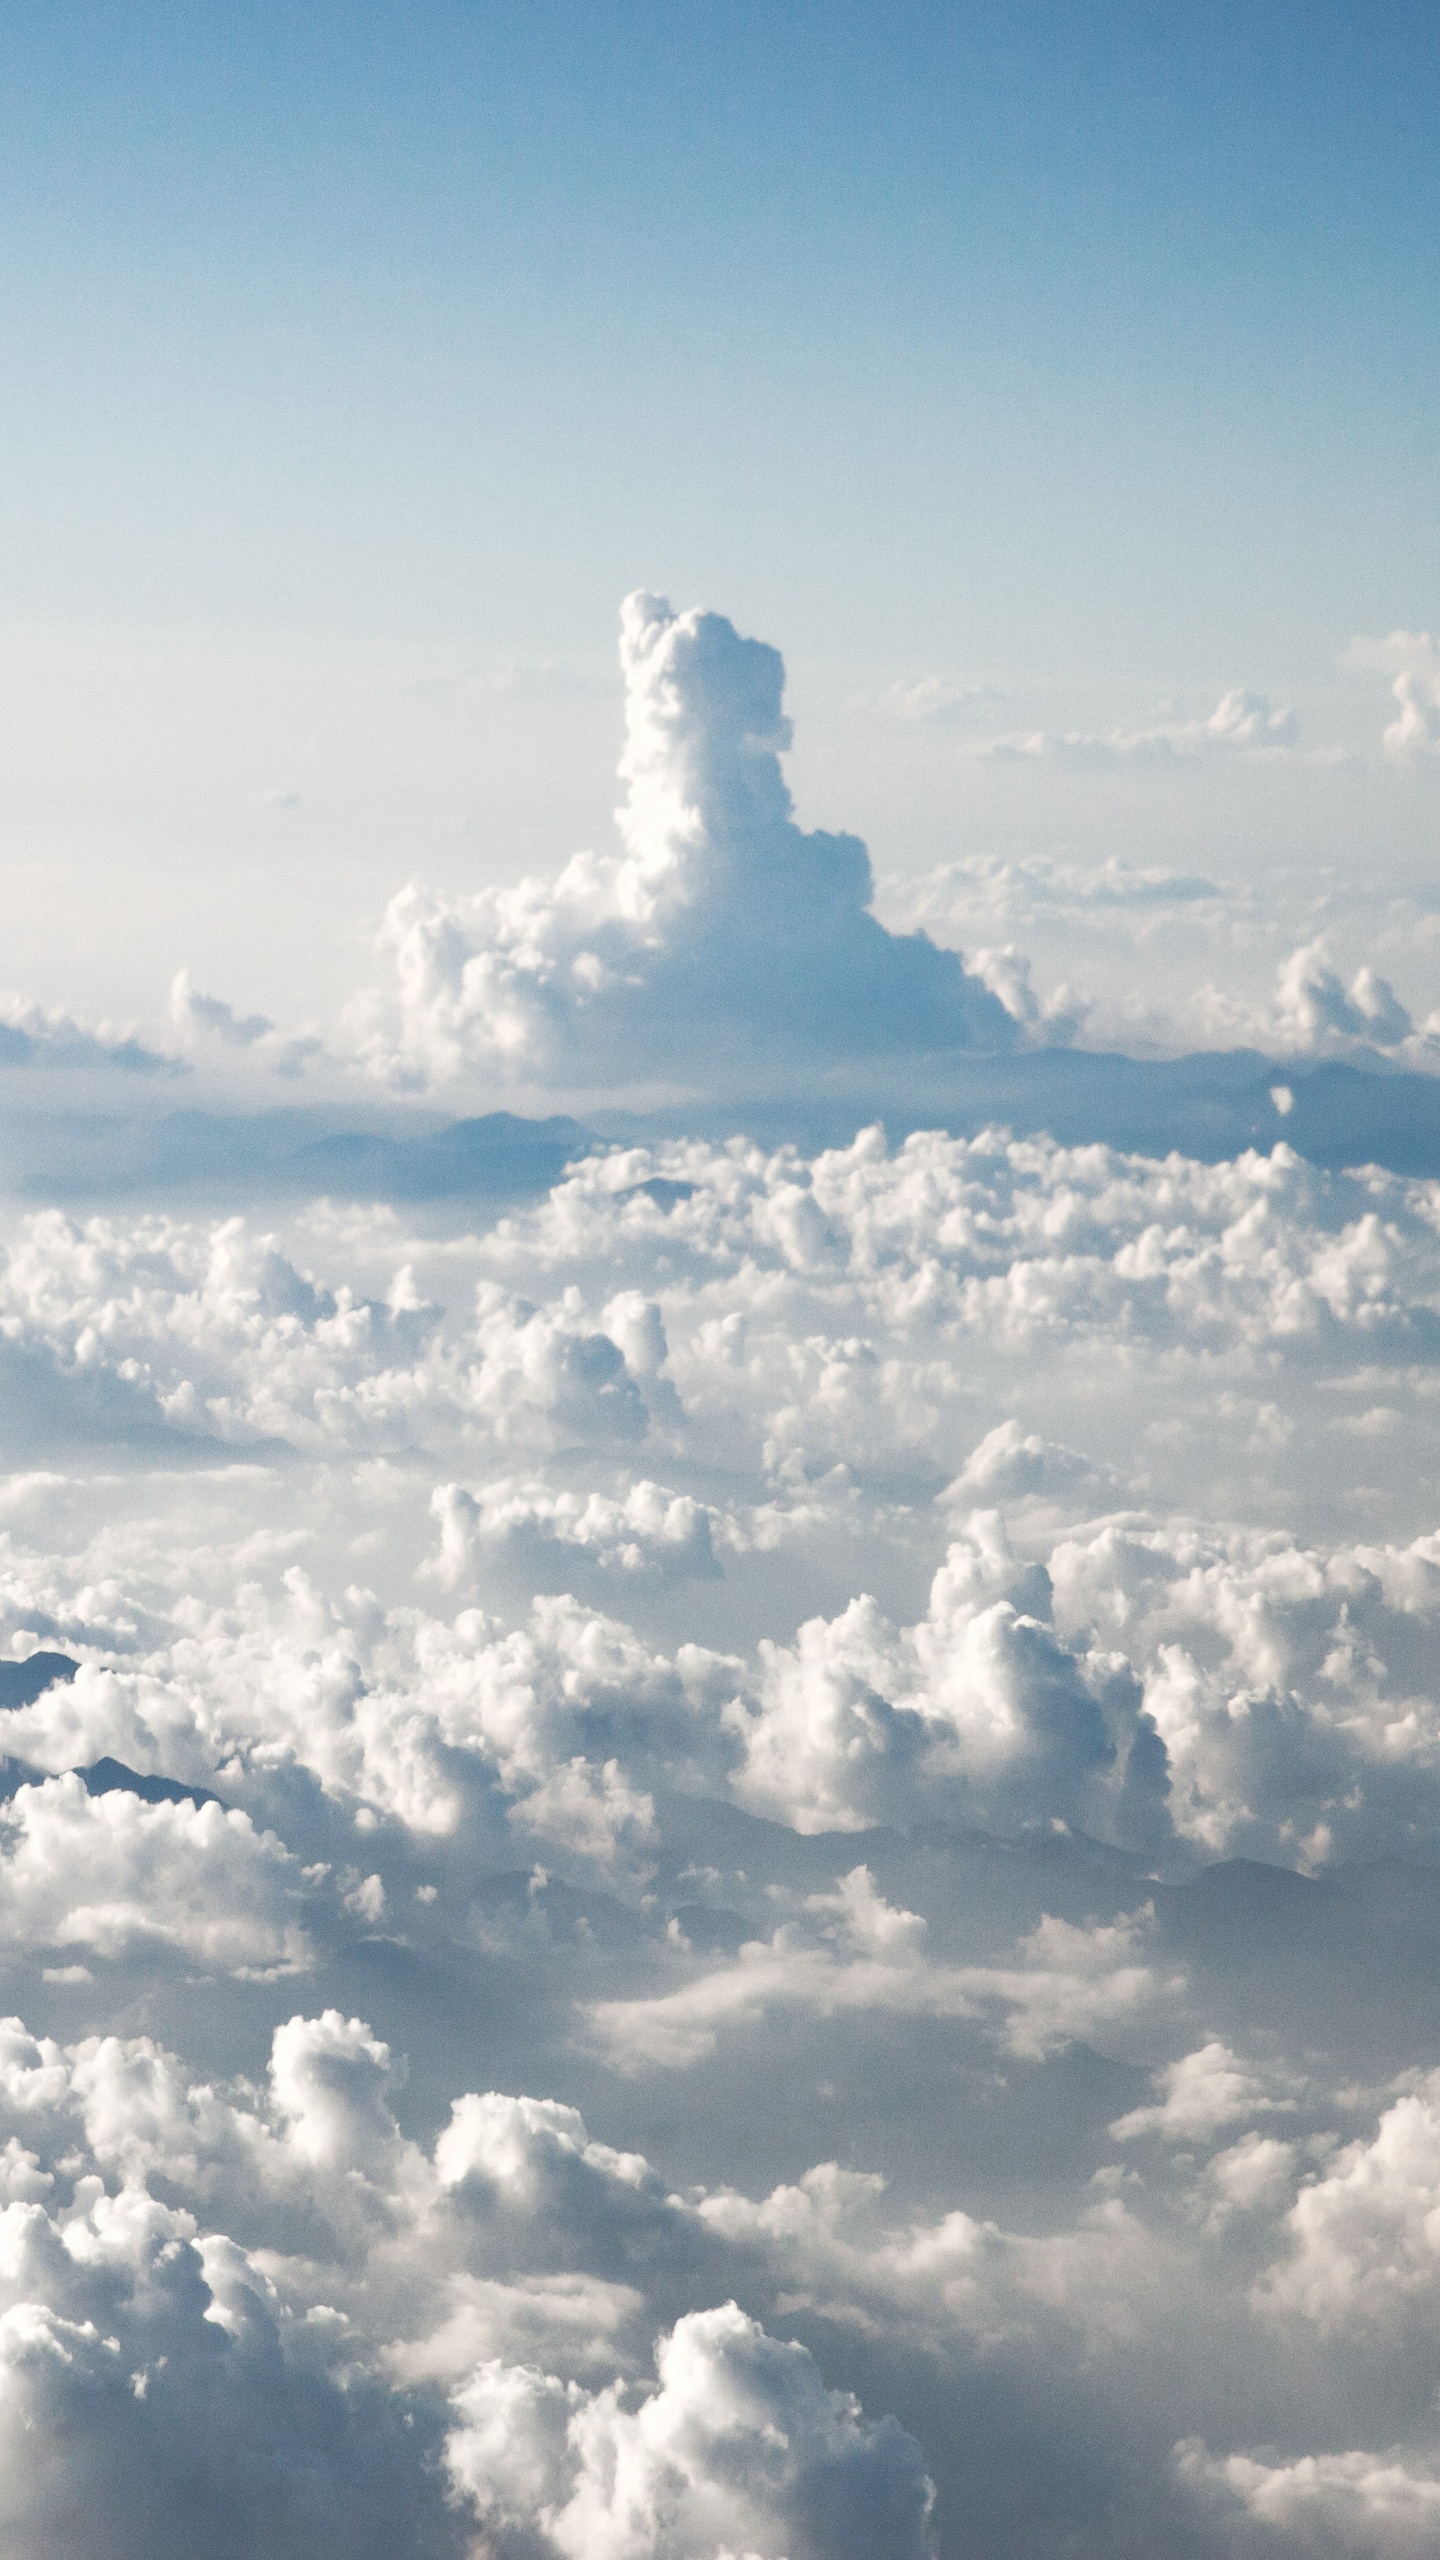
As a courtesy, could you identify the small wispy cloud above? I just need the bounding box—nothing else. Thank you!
[980,686,1297,763]
[879,674,1009,727]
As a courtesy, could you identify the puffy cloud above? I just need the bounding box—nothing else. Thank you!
[351,591,1018,1092]
[0,2019,453,2558]
[445,2299,934,2560]
[0,2001,944,2559]
[1344,629,1440,756]
[1048,1517,1440,1868]
[0,2213,449,2560]
[0,1208,667,1460]
[29,577,1440,2560]
[1199,2132,1299,2228]
[967,944,1088,1044]
[1109,2040,1300,2144]
[426,1476,728,1592]
[0,1777,309,1973]
[724,1514,1169,1847]
[1177,2440,1440,2555]
[12,1135,1440,1883]
[1261,2072,1440,2333]
[13,1201,1440,1876]
[945,1418,1115,1508]
[170,970,325,1081]
[0,2006,670,2369]
[487,1124,1440,1401]
[12,1111,1440,2550]
[0,994,181,1077]
[1204,937,1428,1062]
[1271,941,1415,1054]
[13,1125,1440,1511]
[697,2155,1180,2363]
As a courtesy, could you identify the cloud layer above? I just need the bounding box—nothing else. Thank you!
[8,591,1440,2554]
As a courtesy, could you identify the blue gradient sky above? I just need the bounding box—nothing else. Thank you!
[3,0,1437,680]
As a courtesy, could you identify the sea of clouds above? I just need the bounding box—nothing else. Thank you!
[2,596,1440,2552]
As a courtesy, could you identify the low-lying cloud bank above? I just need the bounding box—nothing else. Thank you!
[8,590,1440,2557]
[2,1110,1440,2551]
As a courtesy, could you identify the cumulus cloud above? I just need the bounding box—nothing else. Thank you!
[0,1997,945,2560]
[1109,2039,1301,2143]
[945,1419,1116,1508]
[350,591,1018,1092]
[1200,936,1432,1062]
[1344,629,1440,756]
[0,995,180,1077]
[723,1516,1169,1848]
[0,1209,675,1463]
[967,943,1089,1043]
[15,1123,1440,1877]
[446,2300,934,2560]
[1260,2071,1440,2333]
[427,1475,728,1590]
[0,1777,309,1973]
[170,970,324,1080]
[0,2011,453,2558]
[1177,2440,1440,2555]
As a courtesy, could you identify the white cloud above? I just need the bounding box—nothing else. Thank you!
[1344,630,1440,757]
[0,2014,449,2557]
[445,2299,934,2560]
[1177,2439,1440,2555]
[0,1777,309,1973]
[349,591,1018,1092]
[0,2000,944,2559]
[976,686,1297,764]
[1200,936,1428,1061]
[170,969,325,1080]
[968,944,1088,1043]
[1260,2072,1440,2333]
[8,1076,1440,2547]
[724,1516,1167,1846]
[0,995,181,1077]
[28,577,1440,2560]
[585,1872,1171,2072]
[1109,2039,1300,2143]
[426,1475,729,1590]
[945,1418,1115,1507]
[13,1125,1440,1874]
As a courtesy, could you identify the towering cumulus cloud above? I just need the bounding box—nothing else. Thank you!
[355,592,1018,1090]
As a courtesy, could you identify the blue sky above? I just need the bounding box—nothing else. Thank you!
[3,0,1437,680]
